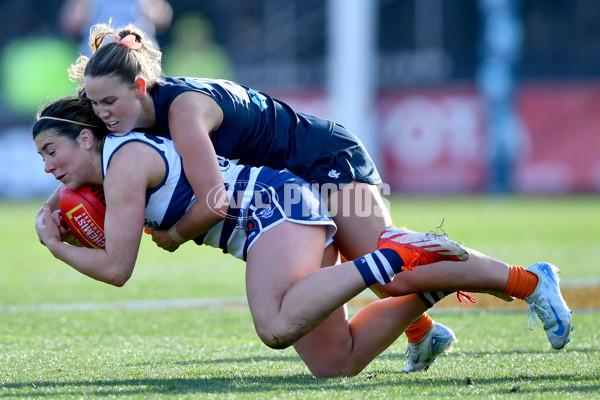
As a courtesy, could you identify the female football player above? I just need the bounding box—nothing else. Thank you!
[64,21,462,368]
[34,97,571,377]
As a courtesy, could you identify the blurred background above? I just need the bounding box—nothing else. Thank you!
[0,0,599,198]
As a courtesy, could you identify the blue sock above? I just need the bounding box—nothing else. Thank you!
[418,291,453,308]
[353,248,405,287]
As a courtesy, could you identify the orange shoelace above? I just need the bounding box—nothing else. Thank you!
[456,291,478,308]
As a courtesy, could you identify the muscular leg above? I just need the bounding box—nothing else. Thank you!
[381,248,510,296]
[245,222,366,349]
[245,218,516,351]
[248,229,429,377]
[294,294,428,377]
[325,181,391,265]
[293,244,429,377]
[244,185,567,372]
[326,181,510,298]
[325,181,436,331]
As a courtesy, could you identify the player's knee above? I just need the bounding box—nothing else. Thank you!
[255,327,295,350]
[309,365,361,378]
[255,320,312,349]
[254,320,296,349]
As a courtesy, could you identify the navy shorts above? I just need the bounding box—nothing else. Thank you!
[197,167,337,261]
[303,123,382,189]
[244,171,337,259]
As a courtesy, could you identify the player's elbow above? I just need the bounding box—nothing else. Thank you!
[104,265,133,287]
[204,197,228,223]
[192,199,227,228]
[108,275,130,287]
[202,185,229,220]
[107,275,131,287]
[208,206,227,226]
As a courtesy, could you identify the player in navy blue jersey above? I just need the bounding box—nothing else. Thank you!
[64,21,461,370]
[34,97,571,377]
[59,22,572,372]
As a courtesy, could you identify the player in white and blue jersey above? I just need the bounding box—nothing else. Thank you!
[69,21,466,371]
[102,131,336,260]
[34,97,571,377]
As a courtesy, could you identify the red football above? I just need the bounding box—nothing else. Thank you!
[58,185,106,249]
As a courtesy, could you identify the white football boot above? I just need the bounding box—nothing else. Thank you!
[524,262,572,350]
[402,322,457,373]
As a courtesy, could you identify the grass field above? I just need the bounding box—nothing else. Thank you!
[1,195,599,398]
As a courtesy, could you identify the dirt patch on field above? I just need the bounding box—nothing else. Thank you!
[348,286,600,310]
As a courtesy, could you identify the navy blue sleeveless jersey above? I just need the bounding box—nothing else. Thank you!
[148,77,334,177]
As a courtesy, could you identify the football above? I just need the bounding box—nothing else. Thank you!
[58,185,106,249]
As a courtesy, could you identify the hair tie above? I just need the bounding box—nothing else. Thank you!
[119,34,142,50]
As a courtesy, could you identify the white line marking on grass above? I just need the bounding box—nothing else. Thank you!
[560,278,600,288]
[0,297,249,313]
[1,280,597,313]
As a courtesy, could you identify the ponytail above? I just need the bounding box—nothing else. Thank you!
[68,21,164,90]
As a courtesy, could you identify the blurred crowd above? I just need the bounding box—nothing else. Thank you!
[1,0,598,124]
[0,0,239,197]
[0,0,240,126]
[0,0,598,197]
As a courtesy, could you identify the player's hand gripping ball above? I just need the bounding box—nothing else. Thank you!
[58,185,106,248]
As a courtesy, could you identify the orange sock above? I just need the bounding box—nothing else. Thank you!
[405,313,433,343]
[503,265,539,300]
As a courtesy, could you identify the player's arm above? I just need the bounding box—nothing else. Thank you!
[152,91,228,249]
[38,142,164,286]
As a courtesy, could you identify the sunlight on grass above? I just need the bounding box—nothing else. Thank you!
[1,196,599,398]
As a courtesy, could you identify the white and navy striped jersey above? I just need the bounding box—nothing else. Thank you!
[102,132,336,260]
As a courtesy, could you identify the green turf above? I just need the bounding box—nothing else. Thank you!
[1,196,599,399]
[385,195,600,281]
[0,310,598,399]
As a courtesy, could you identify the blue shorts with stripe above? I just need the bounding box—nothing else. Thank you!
[195,166,337,261]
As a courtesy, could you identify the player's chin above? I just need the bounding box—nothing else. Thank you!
[110,122,131,135]
[64,180,84,191]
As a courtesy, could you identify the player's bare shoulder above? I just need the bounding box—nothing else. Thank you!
[169,90,224,133]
